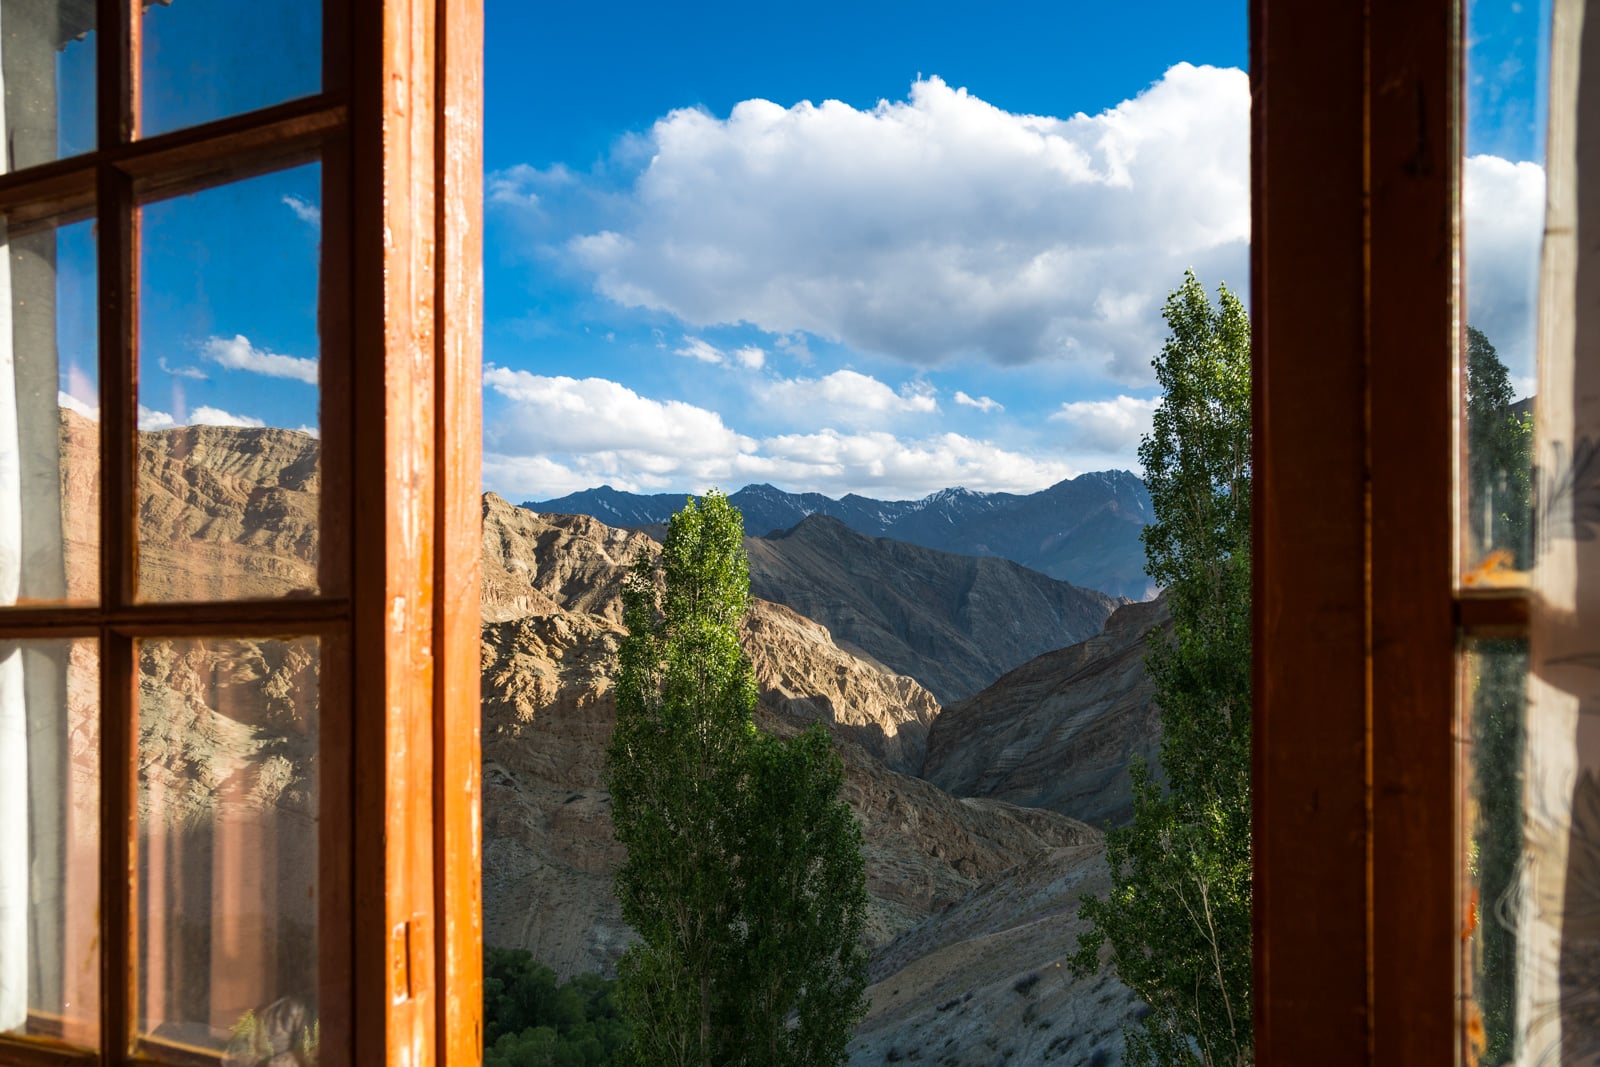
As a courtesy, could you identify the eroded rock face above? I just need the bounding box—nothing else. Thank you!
[135,424,321,601]
[480,493,658,624]
[922,595,1170,828]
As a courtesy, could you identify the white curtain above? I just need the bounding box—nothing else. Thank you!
[1520,0,1600,1061]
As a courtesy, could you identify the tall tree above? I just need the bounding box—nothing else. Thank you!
[1071,271,1253,1067]
[1465,325,1534,569]
[606,491,868,1067]
[1463,325,1532,1064]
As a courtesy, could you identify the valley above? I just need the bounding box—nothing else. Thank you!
[104,417,1163,1065]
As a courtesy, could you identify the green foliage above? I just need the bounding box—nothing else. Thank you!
[1071,272,1253,1067]
[1466,325,1534,569]
[482,947,630,1067]
[606,490,869,1067]
[1464,326,1533,1064]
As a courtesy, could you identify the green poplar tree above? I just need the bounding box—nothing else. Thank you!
[606,490,868,1067]
[1071,272,1253,1067]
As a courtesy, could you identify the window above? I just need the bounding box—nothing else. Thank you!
[0,1,483,1064]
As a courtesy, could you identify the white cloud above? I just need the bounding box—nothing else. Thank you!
[138,405,176,431]
[744,429,1076,497]
[159,357,208,380]
[190,406,265,428]
[953,390,1002,413]
[58,391,98,420]
[565,65,1251,382]
[282,195,321,226]
[480,373,1075,500]
[486,163,575,210]
[484,368,755,458]
[1050,394,1159,453]
[1463,154,1545,379]
[675,336,726,364]
[672,336,767,370]
[202,334,318,385]
[762,369,939,426]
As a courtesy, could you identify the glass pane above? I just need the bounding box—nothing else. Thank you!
[136,636,320,1061]
[0,638,100,1048]
[136,165,321,603]
[1464,639,1527,1067]
[1460,0,1549,586]
[139,0,321,139]
[0,0,96,167]
[0,210,98,608]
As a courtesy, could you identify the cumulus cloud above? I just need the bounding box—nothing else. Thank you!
[138,405,176,431]
[202,334,319,385]
[484,368,755,458]
[191,406,265,428]
[734,346,766,370]
[1050,394,1159,453]
[763,369,938,427]
[481,373,1076,500]
[954,391,1002,413]
[282,195,321,226]
[58,391,98,420]
[564,65,1250,382]
[1463,154,1545,377]
[136,403,266,430]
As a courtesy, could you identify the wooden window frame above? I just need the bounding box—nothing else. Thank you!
[1253,1,1523,1062]
[0,0,483,1064]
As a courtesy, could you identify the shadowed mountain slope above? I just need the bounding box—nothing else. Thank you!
[744,514,1121,705]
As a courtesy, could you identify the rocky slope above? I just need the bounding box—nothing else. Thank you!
[530,470,1155,599]
[106,423,1145,1062]
[136,423,321,601]
[923,596,1170,828]
[745,515,1122,704]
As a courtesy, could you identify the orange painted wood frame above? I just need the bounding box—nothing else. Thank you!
[1252,0,1482,1062]
[346,0,484,1063]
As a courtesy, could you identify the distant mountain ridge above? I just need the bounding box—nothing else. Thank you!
[527,471,1155,599]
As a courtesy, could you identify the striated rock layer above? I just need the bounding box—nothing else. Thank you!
[924,596,1170,828]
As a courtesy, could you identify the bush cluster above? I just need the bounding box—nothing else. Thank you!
[483,948,629,1067]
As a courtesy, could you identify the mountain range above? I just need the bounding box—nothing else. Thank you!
[528,470,1156,599]
[87,415,1161,1065]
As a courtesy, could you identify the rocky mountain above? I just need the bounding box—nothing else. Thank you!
[528,469,1156,599]
[107,420,1146,1063]
[745,515,1121,704]
[136,422,321,601]
[923,596,1170,828]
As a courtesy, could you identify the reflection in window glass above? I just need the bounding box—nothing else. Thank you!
[136,165,321,603]
[135,636,320,1061]
[0,210,98,607]
[0,638,100,1048]
[0,0,96,168]
[139,0,321,139]
[1461,0,1550,583]
[1465,639,1527,1067]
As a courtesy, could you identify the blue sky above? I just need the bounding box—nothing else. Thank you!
[51,0,1551,502]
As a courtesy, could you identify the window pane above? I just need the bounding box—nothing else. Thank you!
[0,638,100,1049]
[139,0,321,139]
[136,166,321,603]
[1464,639,1527,1067]
[1460,0,1549,586]
[0,0,96,167]
[0,210,98,608]
[135,635,320,1061]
